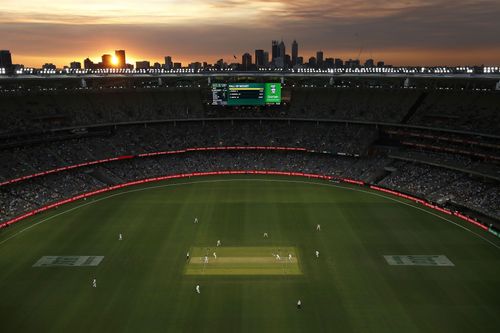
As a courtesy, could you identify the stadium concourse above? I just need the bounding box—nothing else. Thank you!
[0,83,499,235]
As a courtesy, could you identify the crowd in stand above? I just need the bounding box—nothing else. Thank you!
[1,87,499,225]
[0,151,355,222]
[379,161,500,220]
[1,148,499,224]
[407,90,500,134]
[1,87,499,135]
[0,121,376,181]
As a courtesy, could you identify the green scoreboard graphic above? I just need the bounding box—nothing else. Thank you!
[264,83,281,104]
[212,83,281,106]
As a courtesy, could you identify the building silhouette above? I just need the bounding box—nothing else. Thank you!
[115,50,126,68]
[83,58,95,69]
[255,49,264,68]
[0,50,13,69]
[278,40,286,59]
[308,56,316,67]
[42,63,56,70]
[364,59,374,67]
[70,61,81,69]
[271,40,279,62]
[291,40,298,66]
[164,56,173,70]
[242,53,252,70]
[263,51,269,66]
[316,51,324,67]
[102,54,112,68]
[136,61,150,70]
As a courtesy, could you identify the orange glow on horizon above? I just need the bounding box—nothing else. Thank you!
[11,46,500,69]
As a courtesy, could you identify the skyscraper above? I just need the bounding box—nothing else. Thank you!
[278,40,286,59]
[102,54,112,68]
[271,40,279,61]
[263,51,269,66]
[316,51,324,67]
[242,53,252,70]
[115,50,126,68]
[272,40,286,68]
[255,49,264,68]
[164,56,173,69]
[291,40,298,65]
[0,50,12,68]
[285,54,291,68]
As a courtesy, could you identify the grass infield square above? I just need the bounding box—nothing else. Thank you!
[185,246,302,275]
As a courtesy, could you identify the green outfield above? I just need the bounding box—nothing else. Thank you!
[0,176,499,332]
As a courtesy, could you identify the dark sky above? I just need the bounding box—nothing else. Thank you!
[1,0,499,67]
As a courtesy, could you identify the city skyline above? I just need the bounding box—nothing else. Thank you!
[1,0,500,67]
[1,41,389,71]
[3,41,387,70]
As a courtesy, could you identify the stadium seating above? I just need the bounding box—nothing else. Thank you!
[1,87,499,226]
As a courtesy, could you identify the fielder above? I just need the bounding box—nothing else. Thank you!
[316,224,321,231]
[119,233,122,241]
[263,232,268,238]
[213,252,217,259]
[289,253,292,261]
[186,251,190,261]
[194,217,198,224]
[92,278,97,288]
[204,256,209,264]
[315,250,320,258]
[216,240,221,247]
[196,285,200,294]
[297,300,302,309]
[276,254,281,260]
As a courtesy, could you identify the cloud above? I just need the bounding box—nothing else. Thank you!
[1,0,499,66]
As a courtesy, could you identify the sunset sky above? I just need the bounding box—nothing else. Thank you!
[1,0,500,67]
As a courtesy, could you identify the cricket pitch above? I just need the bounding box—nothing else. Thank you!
[185,246,302,275]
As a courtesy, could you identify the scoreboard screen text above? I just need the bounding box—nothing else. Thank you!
[212,83,281,106]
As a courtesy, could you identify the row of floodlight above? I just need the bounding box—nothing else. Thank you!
[1,66,500,76]
[484,66,500,73]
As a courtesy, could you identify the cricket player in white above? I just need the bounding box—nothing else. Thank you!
[196,285,200,294]
[216,240,221,247]
[316,224,321,231]
[194,217,198,224]
[289,253,292,261]
[92,278,97,288]
[204,256,209,264]
[276,254,281,260]
[119,233,122,241]
[186,251,190,261]
[315,250,319,258]
[297,300,301,309]
[263,232,268,238]
[213,252,217,259]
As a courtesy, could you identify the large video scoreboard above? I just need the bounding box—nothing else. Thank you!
[212,83,281,106]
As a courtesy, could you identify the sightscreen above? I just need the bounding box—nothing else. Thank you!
[212,83,281,106]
